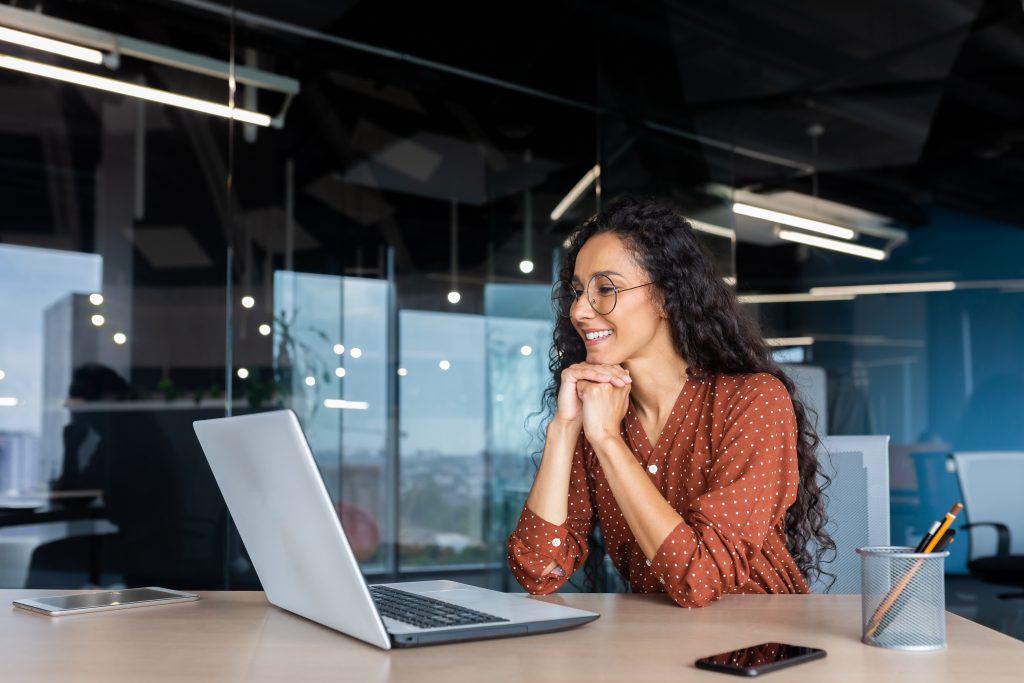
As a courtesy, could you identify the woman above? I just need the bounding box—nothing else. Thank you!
[506,196,833,608]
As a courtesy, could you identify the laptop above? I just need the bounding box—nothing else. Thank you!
[192,410,598,649]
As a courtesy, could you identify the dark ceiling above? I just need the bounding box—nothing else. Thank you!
[2,0,1023,293]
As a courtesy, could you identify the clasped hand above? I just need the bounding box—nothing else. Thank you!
[555,362,631,444]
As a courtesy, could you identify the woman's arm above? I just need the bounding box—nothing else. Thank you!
[525,418,579,528]
[506,420,595,592]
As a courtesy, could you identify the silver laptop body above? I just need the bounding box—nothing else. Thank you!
[192,410,598,649]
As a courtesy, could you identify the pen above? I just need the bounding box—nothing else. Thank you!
[913,521,940,553]
[865,502,963,638]
[875,530,956,635]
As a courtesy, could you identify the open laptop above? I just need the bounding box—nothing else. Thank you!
[192,410,598,649]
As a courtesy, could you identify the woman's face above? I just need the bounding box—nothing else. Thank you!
[571,232,665,365]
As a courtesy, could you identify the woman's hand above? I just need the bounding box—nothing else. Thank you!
[578,379,631,445]
[554,362,631,427]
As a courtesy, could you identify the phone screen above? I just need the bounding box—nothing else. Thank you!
[695,642,826,676]
[32,588,181,610]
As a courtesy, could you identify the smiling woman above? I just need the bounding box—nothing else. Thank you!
[506,196,835,607]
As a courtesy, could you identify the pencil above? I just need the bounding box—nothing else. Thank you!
[865,502,962,638]
[922,503,963,553]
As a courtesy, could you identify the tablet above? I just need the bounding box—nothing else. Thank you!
[13,587,199,616]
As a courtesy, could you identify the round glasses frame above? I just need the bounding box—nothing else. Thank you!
[551,274,654,317]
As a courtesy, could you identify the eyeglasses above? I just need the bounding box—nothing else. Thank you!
[551,274,654,317]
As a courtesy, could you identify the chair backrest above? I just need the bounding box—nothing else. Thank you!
[811,435,890,593]
[951,452,1024,559]
[781,364,828,436]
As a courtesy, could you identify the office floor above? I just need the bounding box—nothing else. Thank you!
[945,576,1024,641]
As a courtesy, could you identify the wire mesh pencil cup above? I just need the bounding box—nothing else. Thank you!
[857,546,949,651]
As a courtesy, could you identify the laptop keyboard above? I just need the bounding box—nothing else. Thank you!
[369,585,509,630]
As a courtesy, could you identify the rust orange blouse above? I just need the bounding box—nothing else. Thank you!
[507,371,809,608]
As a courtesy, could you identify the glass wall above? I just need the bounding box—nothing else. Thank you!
[1,1,1021,600]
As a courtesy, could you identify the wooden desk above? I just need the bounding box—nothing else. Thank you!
[2,591,1022,681]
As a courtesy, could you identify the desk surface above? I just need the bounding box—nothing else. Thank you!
[2,590,1022,682]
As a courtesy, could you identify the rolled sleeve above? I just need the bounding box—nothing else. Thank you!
[506,435,594,594]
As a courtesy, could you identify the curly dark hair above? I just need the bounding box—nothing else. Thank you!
[536,195,835,591]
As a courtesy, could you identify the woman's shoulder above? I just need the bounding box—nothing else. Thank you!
[710,371,792,410]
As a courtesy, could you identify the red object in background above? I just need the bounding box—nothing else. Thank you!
[335,502,380,562]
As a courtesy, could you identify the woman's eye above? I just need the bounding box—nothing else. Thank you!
[597,287,616,295]
[573,289,584,298]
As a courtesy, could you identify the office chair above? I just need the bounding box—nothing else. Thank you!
[951,452,1024,600]
[811,435,890,594]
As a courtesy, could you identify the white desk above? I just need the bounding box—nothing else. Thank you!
[2,590,1022,681]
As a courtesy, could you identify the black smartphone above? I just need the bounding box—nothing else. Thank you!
[694,642,826,677]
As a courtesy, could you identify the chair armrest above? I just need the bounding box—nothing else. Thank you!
[961,522,1011,557]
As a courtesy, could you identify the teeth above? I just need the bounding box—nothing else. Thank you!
[585,330,613,340]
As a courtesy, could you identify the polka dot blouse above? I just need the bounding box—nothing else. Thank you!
[506,371,810,608]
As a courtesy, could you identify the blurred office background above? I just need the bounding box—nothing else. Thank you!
[0,0,1021,638]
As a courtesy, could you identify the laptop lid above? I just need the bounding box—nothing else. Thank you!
[193,410,393,650]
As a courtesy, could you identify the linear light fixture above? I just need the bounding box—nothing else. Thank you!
[0,4,297,127]
[809,281,957,296]
[550,165,600,221]
[765,337,815,347]
[738,293,856,304]
[0,55,272,126]
[0,397,18,407]
[777,229,887,261]
[733,203,856,240]
[0,25,102,63]
[689,219,736,240]
[323,399,369,410]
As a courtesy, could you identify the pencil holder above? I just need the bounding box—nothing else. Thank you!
[856,546,948,651]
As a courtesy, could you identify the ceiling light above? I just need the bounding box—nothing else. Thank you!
[0,397,18,407]
[236,368,249,379]
[447,291,461,304]
[241,295,255,308]
[0,369,5,380]
[305,376,316,386]
[88,293,104,305]
[520,345,533,356]
[0,5,298,125]
[738,293,856,304]
[90,314,105,327]
[689,220,736,240]
[550,165,600,221]
[777,230,886,261]
[733,203,856,240]
[258,324,272,336]
[765,336,815,347]
[335,367,346,378]
[519,260,534,274]
[323,399,369,410]
[0,55,273,126]
[397,368,408,377]
[350,348,363,359]
[333,344,345,355]
[809,281,957,296]
[0,25,103,63]
[439,360,451,371]
[112,332,127,345]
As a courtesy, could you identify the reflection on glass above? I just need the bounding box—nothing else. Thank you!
[273,271,390,571]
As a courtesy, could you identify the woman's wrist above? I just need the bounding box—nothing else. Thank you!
[589,430,625,455]
[547,416,581,438]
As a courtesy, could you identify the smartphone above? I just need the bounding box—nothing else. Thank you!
[695,642,826,677]
[13,587,199,616]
